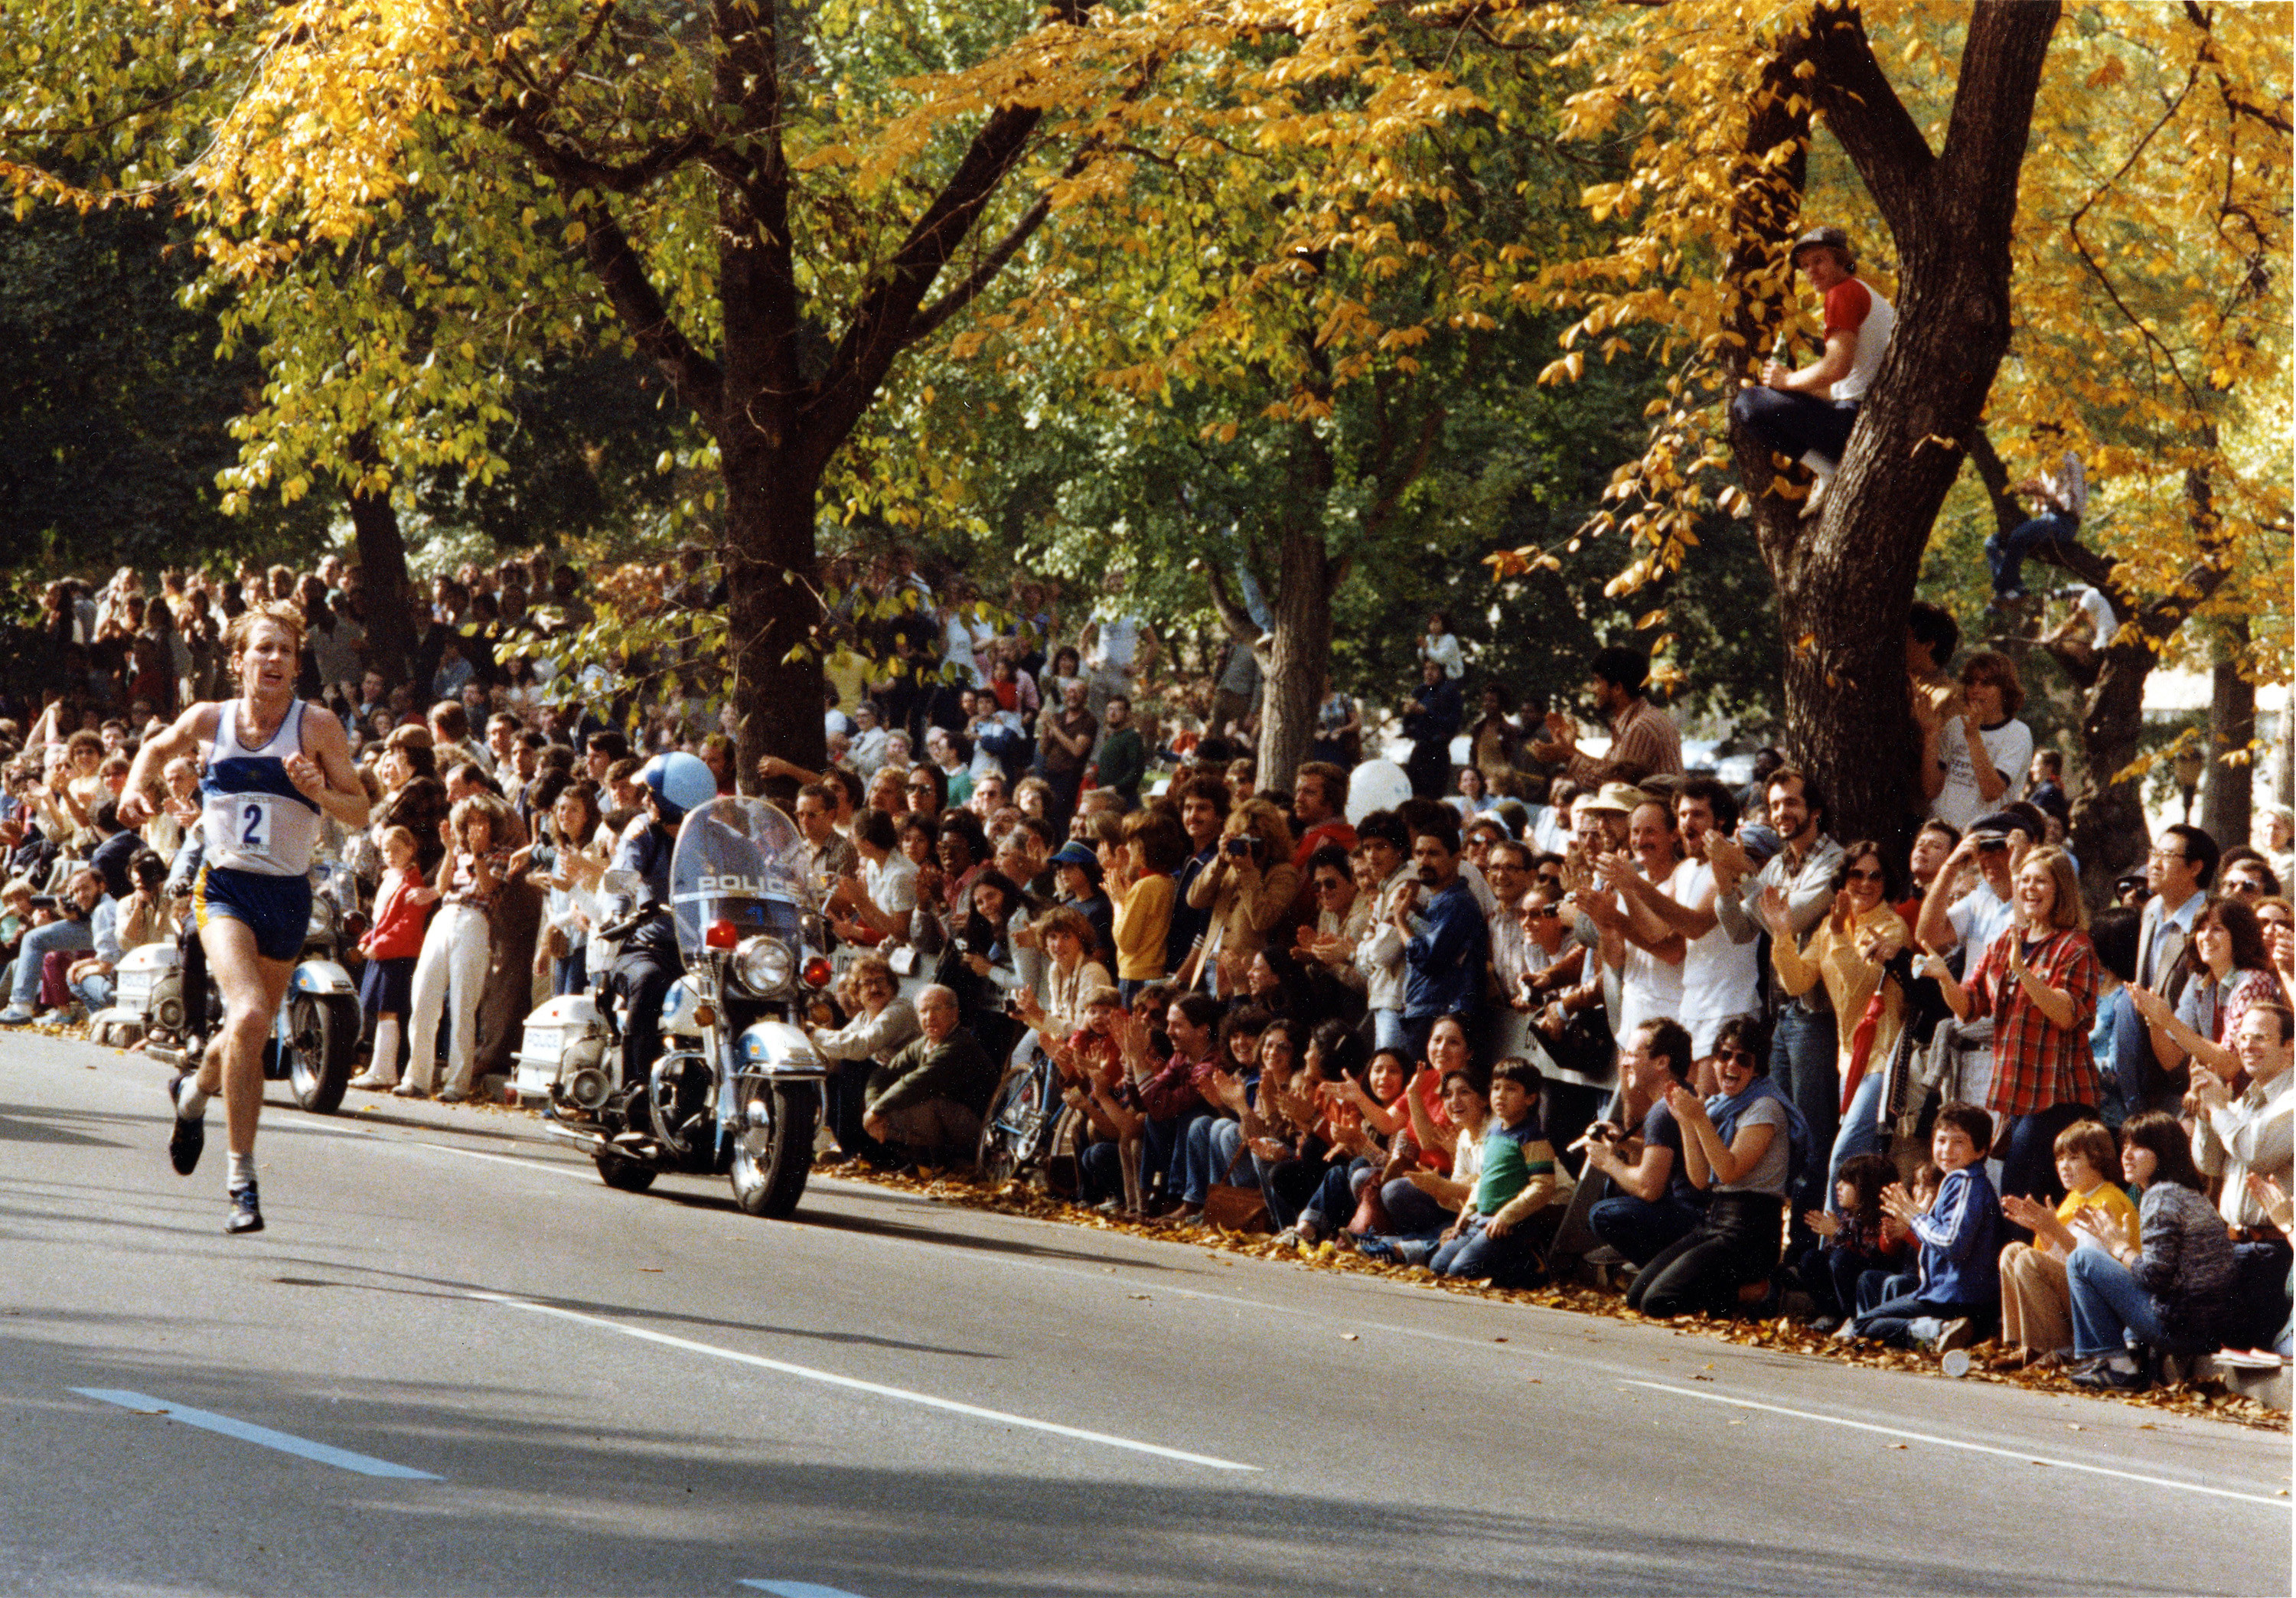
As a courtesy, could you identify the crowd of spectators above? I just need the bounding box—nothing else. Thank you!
[2,546,2291,1395]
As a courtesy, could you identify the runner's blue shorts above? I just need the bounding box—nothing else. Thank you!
[194,864,312,963]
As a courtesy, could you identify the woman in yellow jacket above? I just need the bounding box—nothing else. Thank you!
[1181,798,1301,990]
[1104,810,1191,1004]
[1756,839,1910,1221]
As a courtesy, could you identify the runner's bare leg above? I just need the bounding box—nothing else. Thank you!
[199,915,292,1157]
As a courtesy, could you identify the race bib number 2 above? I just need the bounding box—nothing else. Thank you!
[236,800,272,856]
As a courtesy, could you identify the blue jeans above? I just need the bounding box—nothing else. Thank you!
[552,950,587,998]
[1854,1290,1990,1348]
[1826,1067,1889,1215]
[1377,1176,1456,1239]
[1145,1107,1211,1204]
[1182,1116,1244,1205]
[1079,1139,1127,1204]
[1370,1008,1408,1055]
[70,971,114,1013]
[2066,1240,2169,1358]
[1771,1004,1838,1249]
[1394,1013,1436,1062]
[10,918,93,1006]
[1985,510,2079,598]
[1302,1157,1373,1231]
[1588,1193,1705,1267]
[1430,1212,1542,1283]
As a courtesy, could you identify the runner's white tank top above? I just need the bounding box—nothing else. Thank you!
[200,700,325,876]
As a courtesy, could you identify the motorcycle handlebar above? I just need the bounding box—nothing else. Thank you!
[598,901,667,942]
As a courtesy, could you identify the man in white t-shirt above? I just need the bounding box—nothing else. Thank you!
[1927,651,2031,833]
[1580,797,1686,1047]
[1604,778,1761,1062]
[1914,811,2031,970]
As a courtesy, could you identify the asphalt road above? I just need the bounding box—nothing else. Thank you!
[2,1029,2288,1597]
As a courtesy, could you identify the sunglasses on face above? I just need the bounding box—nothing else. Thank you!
[1844,868,1884,882]
[1716,1048,1755,1066]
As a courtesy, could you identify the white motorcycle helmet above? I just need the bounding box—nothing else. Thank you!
[640,751,719,827]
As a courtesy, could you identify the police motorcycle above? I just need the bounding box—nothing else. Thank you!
[109,849,363,1114]
[530,757,833,1218]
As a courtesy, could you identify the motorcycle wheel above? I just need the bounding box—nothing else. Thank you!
[595,1150,658,1192]
[285,993,360,1114]
[729,1083,819,1219]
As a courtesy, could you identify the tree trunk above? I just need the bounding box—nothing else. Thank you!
[721,448,827,801]
[2065,631,2156,905]
[1727,2,2059,849]
[1256,520,1338,794]
[344,441,413,683]
[2202,618,2255,851]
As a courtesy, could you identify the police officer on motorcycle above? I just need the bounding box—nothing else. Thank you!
[604,752,719,1093]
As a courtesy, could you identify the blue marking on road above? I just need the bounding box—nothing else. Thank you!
[737,1584,872,1597]
[70,1388,442,1480]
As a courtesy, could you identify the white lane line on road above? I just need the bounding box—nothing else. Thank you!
[70,1388,442,1481]
[1626,1380,2290,1508]
[403,1138,598,1182]
[469,1291,1258,1473]
[738,1583,872,1597]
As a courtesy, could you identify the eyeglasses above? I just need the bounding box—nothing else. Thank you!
[1715,1047,1756,1066]
[1313,878,1347,893]
[2148,847,2187,863]
[1844,867,1884,883]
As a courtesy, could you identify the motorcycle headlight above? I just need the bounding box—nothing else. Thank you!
[732,935,794,995]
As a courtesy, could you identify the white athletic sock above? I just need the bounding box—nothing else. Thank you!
[176,1078,210,1120]
[372,1017,403,1081]
[1798,449,1838,478]
[227,1152,256,1188]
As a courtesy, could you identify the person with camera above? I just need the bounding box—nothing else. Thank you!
[1181,799,1300,990]
[1388,815,1487,1062]
[115,604,369,1234]
[1914,810,2033,975]
[1585,1019,1710,1267]
[0,866,116,1026]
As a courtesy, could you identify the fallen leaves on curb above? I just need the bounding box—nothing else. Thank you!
[827,1156,2289,1435]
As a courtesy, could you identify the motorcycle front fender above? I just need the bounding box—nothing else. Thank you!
[289,960,357,997]
[732,1019,828,1079]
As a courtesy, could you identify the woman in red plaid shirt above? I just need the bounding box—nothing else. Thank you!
[1923,846,2101,1215]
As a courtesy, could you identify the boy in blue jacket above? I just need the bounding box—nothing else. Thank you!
[1848,1102,2002,1351]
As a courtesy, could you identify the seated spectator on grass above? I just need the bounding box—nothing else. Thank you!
[1794,1153,1904,1330]
[2059,1110,2239,1391]
[859,985,1001,1167]
[1628,1016,1807,1320]
[1429,1058,1570,1286]
[807,954,922,1159]
[1997,1120,2140,1367]
[1848,1102,2002,1352]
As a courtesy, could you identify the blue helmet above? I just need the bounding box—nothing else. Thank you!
[641,752,718,827]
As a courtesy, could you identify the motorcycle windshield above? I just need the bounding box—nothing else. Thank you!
[668,795,811,960]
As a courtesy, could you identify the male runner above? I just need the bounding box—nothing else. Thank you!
[119,605,369,1233]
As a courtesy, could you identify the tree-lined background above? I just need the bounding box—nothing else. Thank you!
[0,0,2285,882]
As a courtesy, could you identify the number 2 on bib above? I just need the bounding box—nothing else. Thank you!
[240,801,270,853]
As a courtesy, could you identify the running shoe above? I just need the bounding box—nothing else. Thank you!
[167,1073,205,1177]
[226,1181,264,1235]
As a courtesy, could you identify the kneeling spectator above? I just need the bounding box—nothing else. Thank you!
[1585,1018,1708,1267]
[2060,1110,2239,1391]
[1627,1018,1804,1319]
[859,984,1000,1166]
[1997,1120,2140,1365]
[1429,1058,1570,1285]
[1849,1103,2001,1351]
